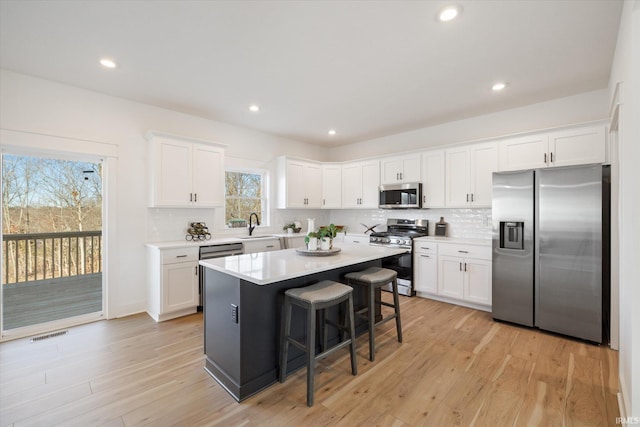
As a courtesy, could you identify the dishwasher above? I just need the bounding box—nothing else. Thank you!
[198,242,244,310]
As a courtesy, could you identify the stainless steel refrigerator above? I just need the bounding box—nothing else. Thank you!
[492,164,610,343]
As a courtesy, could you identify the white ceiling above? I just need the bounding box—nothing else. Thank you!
[0,0,623,147]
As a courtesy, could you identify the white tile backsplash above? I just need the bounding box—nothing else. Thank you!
[148,206,491,242]
[329,208,492,240]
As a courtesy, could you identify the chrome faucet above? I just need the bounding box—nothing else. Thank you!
[248,212,260,236]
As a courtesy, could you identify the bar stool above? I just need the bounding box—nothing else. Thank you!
[279,280,357,407]
[345,267,402,361]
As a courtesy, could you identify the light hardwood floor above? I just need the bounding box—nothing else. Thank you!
[0,294,619,426]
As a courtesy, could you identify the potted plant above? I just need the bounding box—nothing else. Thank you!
[304,231,319,250]
[317,224,343,250]
[283,223,296,234]
[283,222,302,234]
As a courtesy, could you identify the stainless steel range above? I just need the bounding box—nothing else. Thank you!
[369,218,429,296]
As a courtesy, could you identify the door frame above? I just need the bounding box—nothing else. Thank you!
[0,129,116,341]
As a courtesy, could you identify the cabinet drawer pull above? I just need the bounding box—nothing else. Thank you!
[459,262,462,271]
[464,263,467,272]
[266,245,274,248]
[544,153,548,164]
[458,250,469,253]
[195,266,198,275]
[194,193,197,202]
[550,152,554,163]
[421,255,430,258]
[176,255,188,258]
[353,240,360,243]
[466,193,469,202]
[420,247,430,250]
[190,193,193,202]
[471,193,474,202]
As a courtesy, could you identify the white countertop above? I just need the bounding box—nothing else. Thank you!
[146,234,291,250]
[414,236,491,246]
[199,242,407,285]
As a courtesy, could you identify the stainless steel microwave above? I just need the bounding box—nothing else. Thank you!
[379,183,422,209]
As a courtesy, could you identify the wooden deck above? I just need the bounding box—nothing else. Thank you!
[2,273,102,330]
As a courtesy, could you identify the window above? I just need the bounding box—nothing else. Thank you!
[225,169,268,227]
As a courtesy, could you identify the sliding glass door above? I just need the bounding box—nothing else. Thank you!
[1,153,103,332]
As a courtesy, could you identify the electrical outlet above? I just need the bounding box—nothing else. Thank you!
[231,304,238,323]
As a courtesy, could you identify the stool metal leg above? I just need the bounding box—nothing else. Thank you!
[307,302,316,407]
[392,278,403,343]
[279,295,292,383]
[368,284,376,362]
[347,295,358,375]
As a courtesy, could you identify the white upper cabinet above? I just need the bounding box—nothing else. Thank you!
[342,160,380,208]
[277,157,323,209]
[148,132,225,208]
[192,144,225,207]
[470,142,499,207]
[380,155,421,184]
[548,125,606,167]
[421,150,445,208]
[499,125,606,171]
[321,164,342,209]
[445,142,498,208]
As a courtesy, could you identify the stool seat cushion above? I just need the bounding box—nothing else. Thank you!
[285,280,353,304]
[344,267,397,285]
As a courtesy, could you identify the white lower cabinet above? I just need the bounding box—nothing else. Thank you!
[147,246,199,322]
[413,242,437,294]
[343,234,369,245]
[413,238,492,311]
[242,238,282,254]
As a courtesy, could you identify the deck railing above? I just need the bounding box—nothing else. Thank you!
[2,231,102,285]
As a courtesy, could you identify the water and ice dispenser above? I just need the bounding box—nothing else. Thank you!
[500,221,524,250]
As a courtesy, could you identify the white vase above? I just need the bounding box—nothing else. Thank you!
[307,238,318,251]
[320,238,331,251]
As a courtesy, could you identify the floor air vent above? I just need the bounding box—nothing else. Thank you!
[31,330,68,342]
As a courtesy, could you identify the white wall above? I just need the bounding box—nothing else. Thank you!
[608,1,640,419]
[0,69,325,319]
[328,89,609,161]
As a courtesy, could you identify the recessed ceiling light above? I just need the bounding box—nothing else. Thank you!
[328,129,336,136]
[492,82,508,91]
[249,104,260,112]
[438,5,462,22]
[99,58,117,69]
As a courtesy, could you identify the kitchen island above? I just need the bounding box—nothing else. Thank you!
[199,242,407,402]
